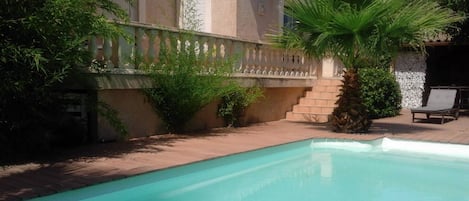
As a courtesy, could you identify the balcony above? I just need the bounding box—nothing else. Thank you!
[87,22,327,89]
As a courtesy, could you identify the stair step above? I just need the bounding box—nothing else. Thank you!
[306,91,339,99]
[285,79,342,123]
[286,112,330,123]
[299,98,337,107]
[313,85,341,93]
[292,105,335,114]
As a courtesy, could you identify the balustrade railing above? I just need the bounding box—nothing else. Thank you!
[88,22,319,79]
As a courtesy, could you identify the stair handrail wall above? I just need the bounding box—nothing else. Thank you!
[87,22,319,79]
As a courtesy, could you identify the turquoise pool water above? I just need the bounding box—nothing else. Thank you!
[32,139,469,201]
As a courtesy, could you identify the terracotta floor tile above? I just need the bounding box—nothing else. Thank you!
[2,109,469,200]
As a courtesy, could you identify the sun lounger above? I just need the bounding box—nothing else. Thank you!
[411,89,459,124]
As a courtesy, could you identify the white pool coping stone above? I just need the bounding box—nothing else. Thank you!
[310,137,469,160]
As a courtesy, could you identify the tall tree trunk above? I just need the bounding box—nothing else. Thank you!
[331,68,371,133]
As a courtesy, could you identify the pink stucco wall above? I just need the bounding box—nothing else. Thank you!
[97,87,307,140]
[120,0,283,42]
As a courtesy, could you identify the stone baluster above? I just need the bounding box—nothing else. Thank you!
[261,49,268,74]
[89,36,98,60]
[118,25,135,69]
[257,47,264,74]
[292,53,299,76]
[232,41,244,73]
[103,38,114,68]
[198,36,207,65]
[188,35,196,57]
[263,47,271,75]
[215,38,223,62]
[284,52,291,76]
[253,45,261,74]
[135,27,145,68]
[296,55,302,77]
[255,46,261,74]
[272,49,279,76]
[301,55,307,77]
[267,48,273,74]
[179,34,187,54]
[280,52,286,76]
[308,57,316,77]
[289,53,295,76]
[169,32,178,54]
[147,30,157,65]
[273,49,279,75]
[272,49,283,75]
[244,45,254,74]
[224,39,233,60]
[308,56,315,77]
[266,48,274,75]
[240,44,247,74]
[293,53,300,76]
[159,31,168,59]
[207,37,215,69]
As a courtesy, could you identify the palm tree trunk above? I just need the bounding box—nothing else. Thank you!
[331,68,371,133]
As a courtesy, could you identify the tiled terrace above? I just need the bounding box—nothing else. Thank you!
[1,109,469,200]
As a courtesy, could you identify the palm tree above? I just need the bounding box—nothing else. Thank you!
[273,0,462,133]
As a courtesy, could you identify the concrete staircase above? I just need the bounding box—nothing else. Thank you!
[286,79,342,123]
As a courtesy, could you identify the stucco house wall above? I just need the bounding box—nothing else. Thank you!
[235,0,282,41]
[97,87,308,140]
[116,0,283,42]
[143,0,180,27]
[211,1,238,37]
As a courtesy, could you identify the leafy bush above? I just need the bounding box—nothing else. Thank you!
[143,34,238,133]
[0,0,128,160]
[217,86,263,127]
[359,68,402,119]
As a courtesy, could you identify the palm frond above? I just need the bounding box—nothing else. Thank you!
[272,0,463,68]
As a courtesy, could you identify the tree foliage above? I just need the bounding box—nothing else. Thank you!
[275,0,462,68]
[143,34,240,133]
[359,68,402,119]
[273,0,462,133]
[438,0,469,42]
[217,86,264,127]
[0,0,128,159]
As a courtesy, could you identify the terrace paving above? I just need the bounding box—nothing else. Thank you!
[1,109,469,200]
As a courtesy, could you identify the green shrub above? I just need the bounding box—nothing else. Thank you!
[143,34,238,133]
[0,0,128,161]
[359,68,402,119]
[217,86,263,127]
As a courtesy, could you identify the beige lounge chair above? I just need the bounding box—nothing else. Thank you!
[411,89,459,124]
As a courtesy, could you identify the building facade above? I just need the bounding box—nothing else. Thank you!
[113,0,284,42]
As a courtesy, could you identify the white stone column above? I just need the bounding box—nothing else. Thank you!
[394,52,427,108]
[322,57,335,78]
[321,57,344,78]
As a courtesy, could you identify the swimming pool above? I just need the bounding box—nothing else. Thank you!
[31,138,469,201]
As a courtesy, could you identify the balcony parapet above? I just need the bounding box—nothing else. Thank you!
[87,22,320,81]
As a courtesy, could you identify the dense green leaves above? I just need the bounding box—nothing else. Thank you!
[0,0,128,160]
[359,68,402,119]
[438,0,469,42]
[275,0,462,67]
[274,0,461,133]
[217,86,263,127]
[144,34,240,133]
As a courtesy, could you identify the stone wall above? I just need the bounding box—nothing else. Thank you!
[394,52,427,108]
